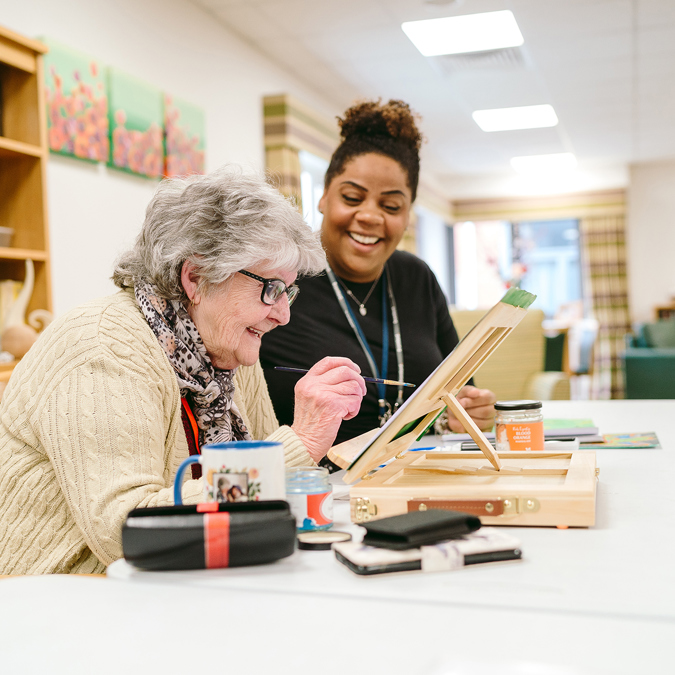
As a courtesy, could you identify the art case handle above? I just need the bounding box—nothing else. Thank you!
[122,500,296,570]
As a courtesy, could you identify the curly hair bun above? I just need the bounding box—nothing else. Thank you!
[338,99,423,152]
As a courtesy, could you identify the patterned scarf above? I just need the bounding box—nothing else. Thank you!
[134,281,251,447]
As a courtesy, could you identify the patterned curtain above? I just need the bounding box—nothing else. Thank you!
[579,215,631,399]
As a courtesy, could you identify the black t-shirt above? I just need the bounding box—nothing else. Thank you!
[260,250,460,445]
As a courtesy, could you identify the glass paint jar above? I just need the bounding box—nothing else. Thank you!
[285,467,333,531]
[495,400,545,452]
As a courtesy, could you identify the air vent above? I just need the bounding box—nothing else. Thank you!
[428,46,528,76]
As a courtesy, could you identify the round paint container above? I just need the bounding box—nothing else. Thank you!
[495,400,545,452]
[285,466,333,531]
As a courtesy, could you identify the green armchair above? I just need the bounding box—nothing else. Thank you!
[623,320,675,399]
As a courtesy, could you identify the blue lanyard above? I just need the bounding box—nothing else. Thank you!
[326,266,403,424]
[342,272,388,407]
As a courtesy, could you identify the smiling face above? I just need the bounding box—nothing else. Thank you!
[183,262,296,370]
[319,153,412,283]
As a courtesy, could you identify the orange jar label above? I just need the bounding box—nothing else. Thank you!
[496,421,545,452]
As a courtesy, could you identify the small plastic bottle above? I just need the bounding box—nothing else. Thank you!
[285,467,333,531]
[495,400,545,452]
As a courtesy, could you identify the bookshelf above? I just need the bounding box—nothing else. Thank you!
[654,304,675,321]
[0,25,51,382]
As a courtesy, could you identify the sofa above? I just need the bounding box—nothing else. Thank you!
[623,319,675,399]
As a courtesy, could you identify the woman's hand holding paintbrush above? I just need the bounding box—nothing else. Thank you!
[288,357,367,462]
[274,366,416,388]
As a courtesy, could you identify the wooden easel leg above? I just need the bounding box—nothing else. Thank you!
[441,393,502,471]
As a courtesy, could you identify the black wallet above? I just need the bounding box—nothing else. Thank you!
[122,500,296,571]
[361,509,482,550]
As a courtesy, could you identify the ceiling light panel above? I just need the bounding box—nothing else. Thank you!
[401,10,524,57]
[472,104,559,132]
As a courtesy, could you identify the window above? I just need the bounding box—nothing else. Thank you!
[299,150,328,232]
[451,218,582,317]
[452,220,512,310]
[514,219,581,318]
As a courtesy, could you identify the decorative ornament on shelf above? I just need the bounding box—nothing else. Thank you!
[0,226,14,247]
[0,260,53,360]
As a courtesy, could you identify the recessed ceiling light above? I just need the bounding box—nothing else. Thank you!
[401,10,524,57]
[510,153,577,175]
[472,104,558,132]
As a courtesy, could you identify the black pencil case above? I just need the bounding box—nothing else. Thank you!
[361,509,482,550]
[122,500,296,571]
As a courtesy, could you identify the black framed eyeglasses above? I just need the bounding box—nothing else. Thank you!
[238,270,300,307]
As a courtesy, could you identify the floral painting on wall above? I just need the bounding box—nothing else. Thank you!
[164,94,206,177]
[107,69,163,178]
[42,39,109,162]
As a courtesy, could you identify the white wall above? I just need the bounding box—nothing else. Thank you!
[627,159,675,324]
[0,0,340,317]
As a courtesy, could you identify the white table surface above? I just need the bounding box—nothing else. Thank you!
[0,573,672,675]
[2,400,674,674]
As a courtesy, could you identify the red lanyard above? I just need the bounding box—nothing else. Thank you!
[181,397,202,479]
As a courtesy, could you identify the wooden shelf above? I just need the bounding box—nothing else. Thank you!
[655,306,675,320]
[0,27,52,349]
[0,247,48,262]
[0,136,44,159]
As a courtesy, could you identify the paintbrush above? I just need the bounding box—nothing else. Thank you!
[273,366,416,388]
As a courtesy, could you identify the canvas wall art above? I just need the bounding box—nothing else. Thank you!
[42,39,109,162]
[164,94,205,177]
[107,69,163,178]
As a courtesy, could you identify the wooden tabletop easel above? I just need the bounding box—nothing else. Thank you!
[328,288,538,483]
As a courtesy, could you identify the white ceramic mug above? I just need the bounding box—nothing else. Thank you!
[173,441,286,505]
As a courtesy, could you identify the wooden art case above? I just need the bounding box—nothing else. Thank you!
[327,289,598,528]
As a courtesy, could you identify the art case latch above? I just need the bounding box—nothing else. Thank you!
[353,497,378,522]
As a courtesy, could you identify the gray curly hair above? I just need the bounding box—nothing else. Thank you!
[112,165,326,300]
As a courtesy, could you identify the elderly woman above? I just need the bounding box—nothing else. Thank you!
[0,166,365,575]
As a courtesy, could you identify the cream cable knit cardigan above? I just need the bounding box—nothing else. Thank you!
[0,290,314,575]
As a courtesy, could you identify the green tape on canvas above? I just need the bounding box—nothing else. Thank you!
[392,408,445,442]
[500,288,537,309]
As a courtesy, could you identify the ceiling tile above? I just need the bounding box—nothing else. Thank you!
[447,70,551,111]
[255,37,322,71]
[528,30,633,66]
[637,0,675,28]
[211,4,283,40]
[257,0,390,37]
[637,53,675,79]
[303,24,419,63]
[382,0,510,23]
[514,0,633,38]
[190,0,247,10]
[333,55,438,87]
[637,25,675,56]
[552,81,633,112]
